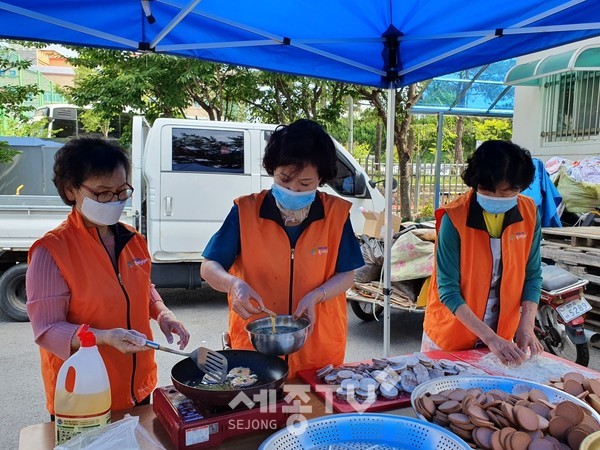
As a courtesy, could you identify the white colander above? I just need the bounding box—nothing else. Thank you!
[259,413,471,450]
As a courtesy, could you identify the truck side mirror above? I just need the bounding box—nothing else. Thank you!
[369,177,398,192]
[354,172,368,198]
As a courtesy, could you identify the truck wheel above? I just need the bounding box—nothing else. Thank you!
[350,300,383,321]
[0,264,29,322]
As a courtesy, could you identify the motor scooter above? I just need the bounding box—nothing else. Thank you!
[535,264,591,366]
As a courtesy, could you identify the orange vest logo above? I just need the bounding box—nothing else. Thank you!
[127,257,149,268]
[311,247,328,256]
[510,231,528,241]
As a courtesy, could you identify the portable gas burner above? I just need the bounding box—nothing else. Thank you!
[153,386,292,449]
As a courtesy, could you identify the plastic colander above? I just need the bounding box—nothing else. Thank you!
[258,413,471,450]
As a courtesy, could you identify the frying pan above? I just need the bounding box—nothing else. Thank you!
[171,349,289,408]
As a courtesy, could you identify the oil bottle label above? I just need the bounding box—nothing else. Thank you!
[55,410,111,445]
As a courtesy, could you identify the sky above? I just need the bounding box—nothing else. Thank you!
[44,43,77,58]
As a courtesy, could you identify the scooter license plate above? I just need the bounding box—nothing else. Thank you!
[556,297,592,323]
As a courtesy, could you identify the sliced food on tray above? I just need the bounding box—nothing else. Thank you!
[547,371,600,415]
[315,352,485,403]
[413,376,600,450]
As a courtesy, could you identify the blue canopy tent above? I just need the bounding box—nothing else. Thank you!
[3,0,600,355]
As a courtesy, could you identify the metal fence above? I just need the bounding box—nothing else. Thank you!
[358,157,469,218]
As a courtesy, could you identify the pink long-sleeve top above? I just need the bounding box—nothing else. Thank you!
[26,234,163,361]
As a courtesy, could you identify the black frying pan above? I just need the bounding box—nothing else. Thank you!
[171,349,289,408]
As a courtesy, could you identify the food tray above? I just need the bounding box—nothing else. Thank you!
[410,375,600,423]
[296,350,469,413]
[296,368,413,413]
[258,413,471,450]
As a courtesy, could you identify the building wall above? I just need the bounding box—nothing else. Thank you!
[512,37,600,161]
[42,73,75,88]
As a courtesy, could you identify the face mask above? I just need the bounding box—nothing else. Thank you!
[80,196,126,226]
[476,192,518,215]
[271,183,316,211]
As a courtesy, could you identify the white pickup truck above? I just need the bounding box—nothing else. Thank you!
[0,117,385,321]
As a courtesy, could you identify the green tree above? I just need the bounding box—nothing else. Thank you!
[65,49,350,133]
[0,116,48,138]
[411,114,486,164]
[0,44,41,162]
[237,71,349,127]
[473,118,513,141]
[412,115,450,162]
[79,108,113,138]
[344,107,385,163]
[65,49,253,124]
[353,83,427,220]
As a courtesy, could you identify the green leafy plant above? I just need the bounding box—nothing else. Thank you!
[418,201,434,220]
[0,141,19,164]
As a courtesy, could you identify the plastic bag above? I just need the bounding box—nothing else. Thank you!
[556,169,600,214]
[390,231,434,282]
[354,235,385,283]
[55,414,166,450]
[354,263,382,283]
[359,234,384,266]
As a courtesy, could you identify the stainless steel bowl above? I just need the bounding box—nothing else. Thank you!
[245,315,310,356]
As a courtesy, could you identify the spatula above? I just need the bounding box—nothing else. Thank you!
[144,340,228,383]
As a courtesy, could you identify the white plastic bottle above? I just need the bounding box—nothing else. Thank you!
[54,324,112,445]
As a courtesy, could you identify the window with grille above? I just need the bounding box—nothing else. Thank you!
[542,71,600,142]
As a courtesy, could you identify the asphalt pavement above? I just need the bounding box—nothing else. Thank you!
[2,286,599,449]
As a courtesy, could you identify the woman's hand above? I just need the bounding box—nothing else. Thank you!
[484,333,528,366]
[454,304,528,366]
[229,277,264,320]
[97,328,149,354]
[515,325,543,357]
[292,290,321,334]
[157,310,190,350]
[515,301,543,358]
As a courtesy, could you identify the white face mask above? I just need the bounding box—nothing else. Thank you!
[80,196,126,226]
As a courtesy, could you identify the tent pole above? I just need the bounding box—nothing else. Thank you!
[434,112,444,210]
[0,3,137,48]
[383,84,396,358]
[348,96,354,154]
[150,0,203,49]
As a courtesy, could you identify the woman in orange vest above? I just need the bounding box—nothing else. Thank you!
[201,119,364,376]
[422,140,543,366]
[26,137,190,416]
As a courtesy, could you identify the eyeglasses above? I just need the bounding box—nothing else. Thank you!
[79,183,134,203]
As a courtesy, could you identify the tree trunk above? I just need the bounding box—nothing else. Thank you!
[354,83,426,220]
[398,151,411,220]
[396,85,417,220]
[454,116,464,165]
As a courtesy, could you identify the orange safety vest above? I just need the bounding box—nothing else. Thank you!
[423,190,537,351]
[29,210,156,414]
[229,190,351,376]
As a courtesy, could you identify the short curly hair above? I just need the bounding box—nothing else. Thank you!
[53,137,131,206]
[462,140,535,192]
[263,119,337,185]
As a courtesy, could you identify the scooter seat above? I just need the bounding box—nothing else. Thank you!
[541,265,579,291]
